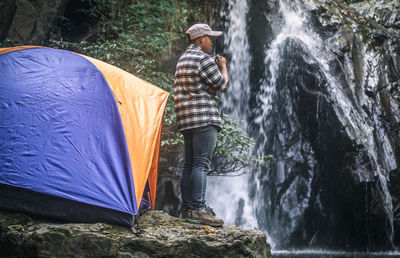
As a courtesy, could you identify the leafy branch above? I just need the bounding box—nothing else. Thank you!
[47,0,274,175]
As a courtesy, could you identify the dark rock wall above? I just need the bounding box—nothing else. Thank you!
[0,0,17,41]
[1,0,68,44]
[237,0,400,251]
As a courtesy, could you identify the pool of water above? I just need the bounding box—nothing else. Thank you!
[272,250,400,258]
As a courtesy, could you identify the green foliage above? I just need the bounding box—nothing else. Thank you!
[50,0,188,75]
[46,0,270,175]
[211,117,275,176]
[0,40,23,48]
[88,0,188,67]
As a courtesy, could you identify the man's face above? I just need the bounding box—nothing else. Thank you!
[200,36,213,54]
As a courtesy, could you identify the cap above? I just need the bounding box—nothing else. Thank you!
[186,24,222,40]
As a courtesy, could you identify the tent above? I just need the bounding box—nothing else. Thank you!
[0,46,169,227]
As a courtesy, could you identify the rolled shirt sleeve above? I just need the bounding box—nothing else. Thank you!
[198,55,228,92]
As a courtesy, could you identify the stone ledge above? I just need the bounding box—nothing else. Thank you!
[0,210,271,258]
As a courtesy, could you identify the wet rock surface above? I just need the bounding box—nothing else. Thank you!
[1,0,68,44]
[351,0,400,29]
[228,0,400,251]
[0,210,271,258]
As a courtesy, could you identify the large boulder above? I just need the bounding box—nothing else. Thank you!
[4,0,67,44]
[0,0,17,41]
[0,210,271,257]
[351,0,400,29]
[229,0,400,251]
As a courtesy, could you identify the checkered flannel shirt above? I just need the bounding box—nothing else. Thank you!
[174,44,228,132]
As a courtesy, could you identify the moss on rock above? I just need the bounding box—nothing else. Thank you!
[0,210,271,258]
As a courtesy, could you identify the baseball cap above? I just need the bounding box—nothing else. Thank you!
[186,24,222,40]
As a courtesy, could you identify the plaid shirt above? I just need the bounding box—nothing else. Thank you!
[174,44,228,132]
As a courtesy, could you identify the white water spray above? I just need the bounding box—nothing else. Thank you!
[206,0,260,235]
[260,0,395,248]
[208,0,396,251]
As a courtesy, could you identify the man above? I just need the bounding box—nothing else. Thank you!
[174,24,229,227]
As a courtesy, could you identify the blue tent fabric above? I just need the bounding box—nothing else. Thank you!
[0,48,137,216]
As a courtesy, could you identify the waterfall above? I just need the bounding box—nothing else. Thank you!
[206,0,260,235]
[208,0,398,252]
[254,0,395,249]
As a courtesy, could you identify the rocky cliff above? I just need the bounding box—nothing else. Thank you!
[0,0,68,43]
[0,210,270,258]
[218,0,400,251]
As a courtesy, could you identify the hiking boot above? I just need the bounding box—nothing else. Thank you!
[182,209,191,220]
[187,208,224,227]
[204,204,216,216]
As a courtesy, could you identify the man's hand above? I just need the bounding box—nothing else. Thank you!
[207,86,217,96]
[215,54,229,92]
[216,55,227,68]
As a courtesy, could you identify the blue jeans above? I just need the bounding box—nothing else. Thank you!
[180,125,218,210]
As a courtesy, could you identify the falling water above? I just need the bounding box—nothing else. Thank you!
[206,0,260,235]
[254,0,395,248]
[207,0,398,254]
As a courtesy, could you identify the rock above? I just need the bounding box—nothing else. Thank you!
[0,0,17,41]
[156,148,184,218]
[0,210,271,258]
[6,0,68,44]
[235,0,400,251]
[155,171,182,218]
[7,0,37,43]
[351,0,400,29]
